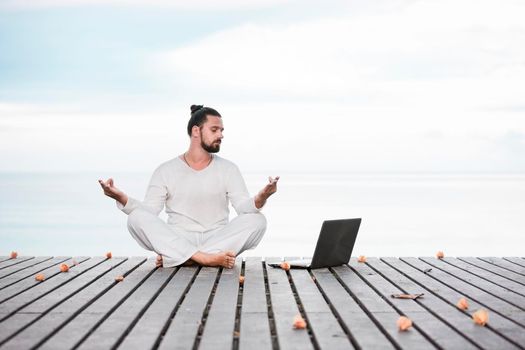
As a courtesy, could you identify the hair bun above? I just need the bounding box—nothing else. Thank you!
[190,104,204,114]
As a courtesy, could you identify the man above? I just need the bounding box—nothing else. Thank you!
[98,105,278,268]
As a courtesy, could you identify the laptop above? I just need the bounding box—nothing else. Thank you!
[268,218,361,269]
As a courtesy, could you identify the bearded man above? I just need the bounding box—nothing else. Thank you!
[99,105,278,268]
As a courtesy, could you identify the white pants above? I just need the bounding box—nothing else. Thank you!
[126,208,267,267]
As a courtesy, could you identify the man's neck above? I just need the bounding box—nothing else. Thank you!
[185,148,212,164]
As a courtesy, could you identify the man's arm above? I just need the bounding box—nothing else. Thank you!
[226,164,279,213]
[99,166,167,216]
[226,165,260,214]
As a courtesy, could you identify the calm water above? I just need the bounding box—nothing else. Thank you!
[1,172,524,258]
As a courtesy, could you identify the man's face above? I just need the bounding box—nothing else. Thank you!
[199,115,224,153]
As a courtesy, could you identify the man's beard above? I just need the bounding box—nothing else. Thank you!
[201,139,221,153]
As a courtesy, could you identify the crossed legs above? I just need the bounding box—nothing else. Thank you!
[127,208,267,268]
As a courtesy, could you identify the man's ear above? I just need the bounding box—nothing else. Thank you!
[191,125,200,138]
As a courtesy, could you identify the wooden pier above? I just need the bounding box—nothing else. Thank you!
[0,256,524,349]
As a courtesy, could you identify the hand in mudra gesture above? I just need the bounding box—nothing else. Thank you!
[260,176,279,198]
[98,178,127,204]
[254,176,279,208]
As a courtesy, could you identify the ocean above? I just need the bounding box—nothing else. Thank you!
[1,172,524,258]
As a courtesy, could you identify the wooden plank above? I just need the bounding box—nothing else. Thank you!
[400,258,525,330]
[0,257,70,290]
[367,258,517,350]
[447,257,525,295]
[0,257,140,349]
[0,257,34,270]
[265,258,313,350]
[0,257,12,264]
[199,261,242,349]
[0,257,104,344]
[117,266,198,349]
[239,257,272,350]
[78,264,175,350]
[289,268,353,349]
[157,267,219,350]
[1,255,523,350]
[350,259,479,350]
[383,257,525,348]
[0,256,53,279]
[39,257,156,350]
[311,268,394,349]
[19,257,144,349]
[332,264,435,350]
[24,258,125,314]
[0,257,92,315]
[504,257,525,269]
[420,257,525,309]
[240,258,266,314]
[459,257,525,285]
[479,257,525,277]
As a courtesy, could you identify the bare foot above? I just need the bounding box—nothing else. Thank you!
[156,254,163,268]
[191,251,236,268]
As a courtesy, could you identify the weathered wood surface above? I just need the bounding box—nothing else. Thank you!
[0,256,524,349]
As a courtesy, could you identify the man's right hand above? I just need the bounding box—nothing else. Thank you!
[98,178,128,206]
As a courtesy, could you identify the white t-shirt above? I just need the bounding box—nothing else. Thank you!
[117,155,260,232]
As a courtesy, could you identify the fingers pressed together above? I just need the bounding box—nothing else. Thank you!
[268,176,280,184]
[98,178,114,189]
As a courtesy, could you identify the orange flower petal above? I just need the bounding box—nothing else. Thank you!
[239,276,245,285]
[60,264,69,272]
[293,314,307,329]
[106,252,113,259]
[280,262,290,271]
[473,309,489,326]
[456,297,469,310]
[115,275,124,282]
[436,251,445,259]
[397,316,413,331]
[358,255,367,263]
[35,273,45,281]
[10,251,18,259]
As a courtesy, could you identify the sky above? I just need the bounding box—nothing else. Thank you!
[1,0,524,174]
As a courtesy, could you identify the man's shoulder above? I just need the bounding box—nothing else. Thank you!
[213,155,239,169]
[154,156,182,173]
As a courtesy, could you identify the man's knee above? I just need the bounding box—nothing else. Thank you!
[248,213,267,246]
[126,209,155,250]
[239,213,266,251]
[247,212,267,232]
[127,208,148,231]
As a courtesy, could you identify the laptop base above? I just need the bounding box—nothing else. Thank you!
[268,259,312,269]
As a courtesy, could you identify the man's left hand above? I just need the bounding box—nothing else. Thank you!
[255,176,280,209]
